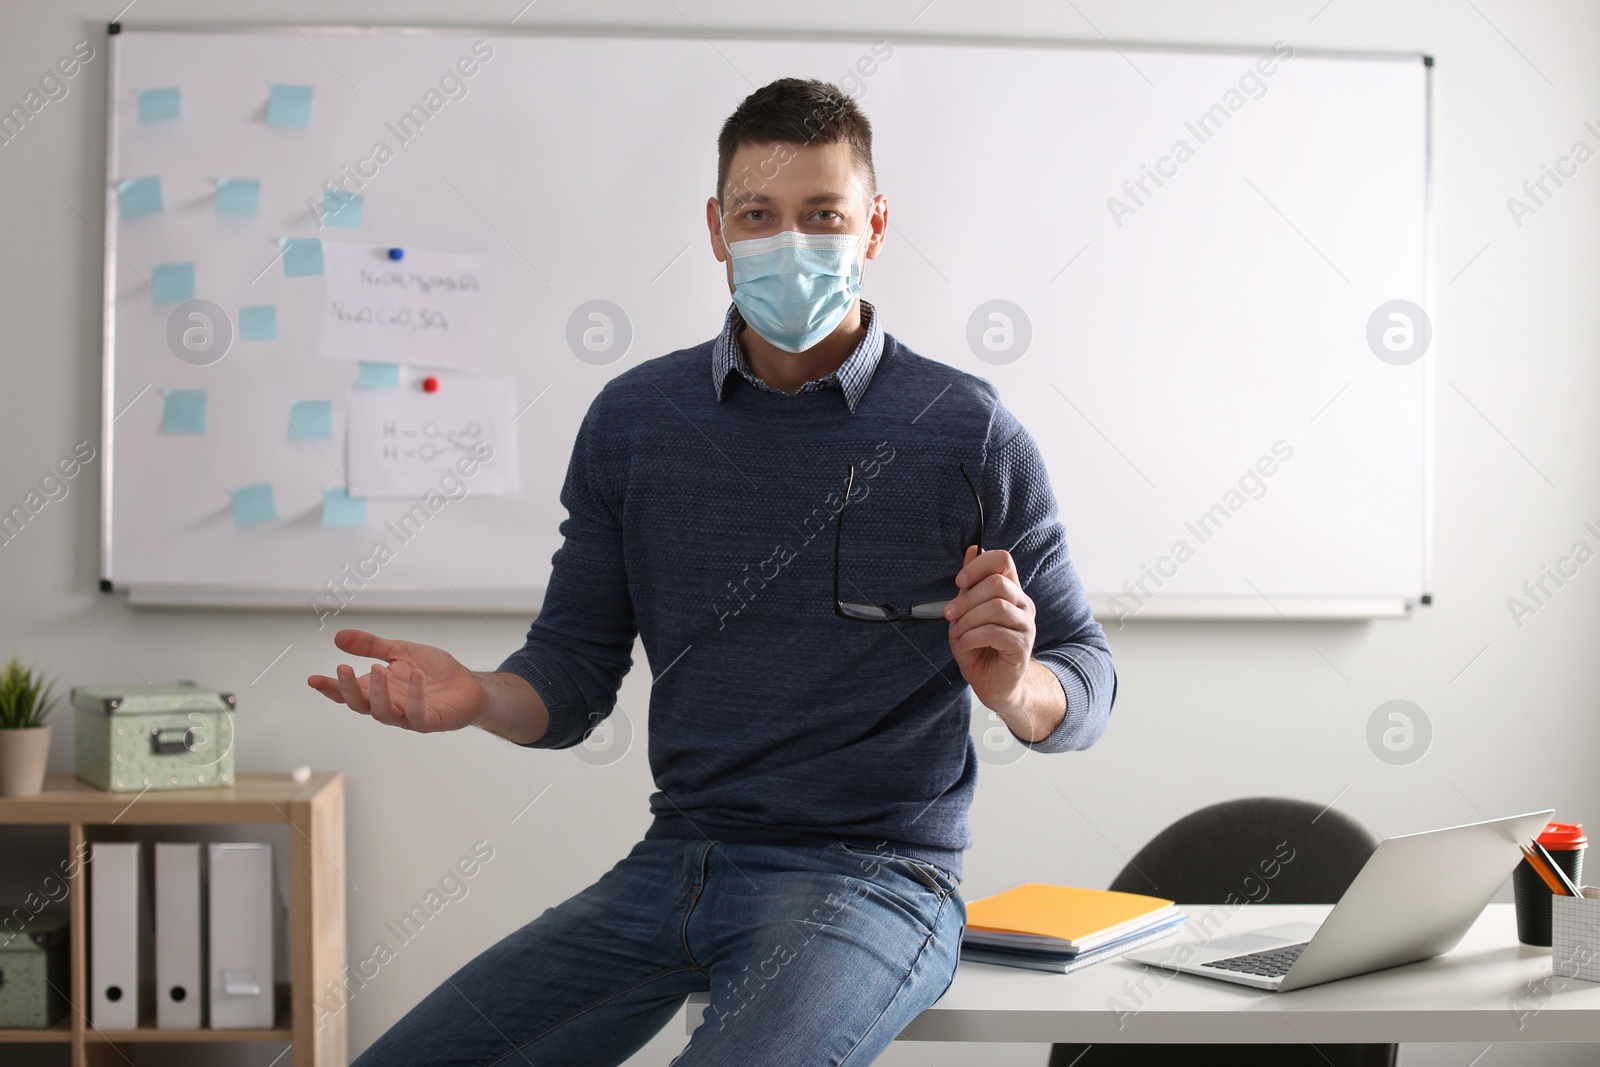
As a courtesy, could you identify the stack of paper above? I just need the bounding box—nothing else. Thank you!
[960,883,1187,974]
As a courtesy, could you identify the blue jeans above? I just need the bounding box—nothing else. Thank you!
[351,838,966,1066]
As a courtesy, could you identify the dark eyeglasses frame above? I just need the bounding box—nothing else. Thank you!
[833,461,984,623]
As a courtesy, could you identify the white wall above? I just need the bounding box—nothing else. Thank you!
[1,2,1595,1065]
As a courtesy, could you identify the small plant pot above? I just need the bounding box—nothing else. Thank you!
[0,724,52,797]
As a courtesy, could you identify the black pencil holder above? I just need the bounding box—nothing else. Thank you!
[1514,848,1586,947]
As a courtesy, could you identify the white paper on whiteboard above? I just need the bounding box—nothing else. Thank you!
[345,376,519,498]
[321,243,490,372]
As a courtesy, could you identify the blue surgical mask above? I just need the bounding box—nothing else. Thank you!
[723,228,868,353]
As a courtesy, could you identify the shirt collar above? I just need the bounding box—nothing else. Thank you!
[711,298,884,413]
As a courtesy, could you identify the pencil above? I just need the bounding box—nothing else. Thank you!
[1532,839,1583,897]
[1521,845,1568,895]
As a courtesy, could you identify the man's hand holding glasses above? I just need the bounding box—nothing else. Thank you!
[834,462,1052,735]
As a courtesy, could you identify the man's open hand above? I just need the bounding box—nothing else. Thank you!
[307,629,487,733]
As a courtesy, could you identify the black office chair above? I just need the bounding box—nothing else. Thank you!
[1046,796,1398,1067]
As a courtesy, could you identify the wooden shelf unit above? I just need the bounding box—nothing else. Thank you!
[0,771,346,1066]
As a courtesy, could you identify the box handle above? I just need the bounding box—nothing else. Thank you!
[150,726,197,754]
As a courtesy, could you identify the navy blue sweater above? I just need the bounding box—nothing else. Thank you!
[498,310,1117,879]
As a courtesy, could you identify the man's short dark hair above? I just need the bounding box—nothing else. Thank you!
[716,77,877,208]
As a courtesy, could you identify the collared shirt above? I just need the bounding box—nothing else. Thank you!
[710,298,884,413]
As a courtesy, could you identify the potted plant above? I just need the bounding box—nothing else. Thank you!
[0,657,57,797]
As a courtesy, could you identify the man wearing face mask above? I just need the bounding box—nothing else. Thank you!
[315,76,1116,1066]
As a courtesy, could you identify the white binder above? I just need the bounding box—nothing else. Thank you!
[207,842,276,1029]
[154,843,205,1028]
[90,842,140,1028]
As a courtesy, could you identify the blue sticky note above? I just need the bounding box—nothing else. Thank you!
[323,189,364,229]
[151,262,195,305]
[216,178,260,216]
[229,482,276,527]
[117,175,162,219]
[322,488,367,527]
[355,362,400,388]
[137,87,180,122]
[288,399,333,441]
[239,304,277,341]
[161,389,206,434]
[266,83,313,128]
[280,236,323,277]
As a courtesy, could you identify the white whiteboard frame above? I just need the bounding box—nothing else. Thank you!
[99,22,1435,620]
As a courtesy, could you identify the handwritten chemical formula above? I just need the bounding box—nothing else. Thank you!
[347,376,518,498]
[321,244,490,373]
[380,419,484,465]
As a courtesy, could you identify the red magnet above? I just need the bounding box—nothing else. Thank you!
[422,376,440,393]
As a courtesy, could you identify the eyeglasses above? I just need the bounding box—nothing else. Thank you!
[834,461,984,623]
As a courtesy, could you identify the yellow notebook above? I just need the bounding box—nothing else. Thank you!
[965,883,1178,951]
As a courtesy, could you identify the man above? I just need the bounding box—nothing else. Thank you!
[309,76,1116,1066]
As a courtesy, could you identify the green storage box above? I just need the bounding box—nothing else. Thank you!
[0,905,69,1028]
[72,682,236,792]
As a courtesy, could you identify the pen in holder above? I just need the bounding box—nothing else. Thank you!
[1551,886,1600,983]
[1513,822,1586,947]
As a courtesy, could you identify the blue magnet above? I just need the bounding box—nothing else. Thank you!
[387,247,404,261]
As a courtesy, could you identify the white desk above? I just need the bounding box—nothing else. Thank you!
[686,904,1600,1043]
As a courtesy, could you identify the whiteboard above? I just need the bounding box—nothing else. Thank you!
[101,25,1432,619]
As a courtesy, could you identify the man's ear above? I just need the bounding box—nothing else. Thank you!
[707,196,733,263]
[864,195,888,261]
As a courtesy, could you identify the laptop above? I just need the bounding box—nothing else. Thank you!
[1121,809,1553,992]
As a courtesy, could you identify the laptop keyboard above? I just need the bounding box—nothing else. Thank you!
[1204,941,1309,978]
